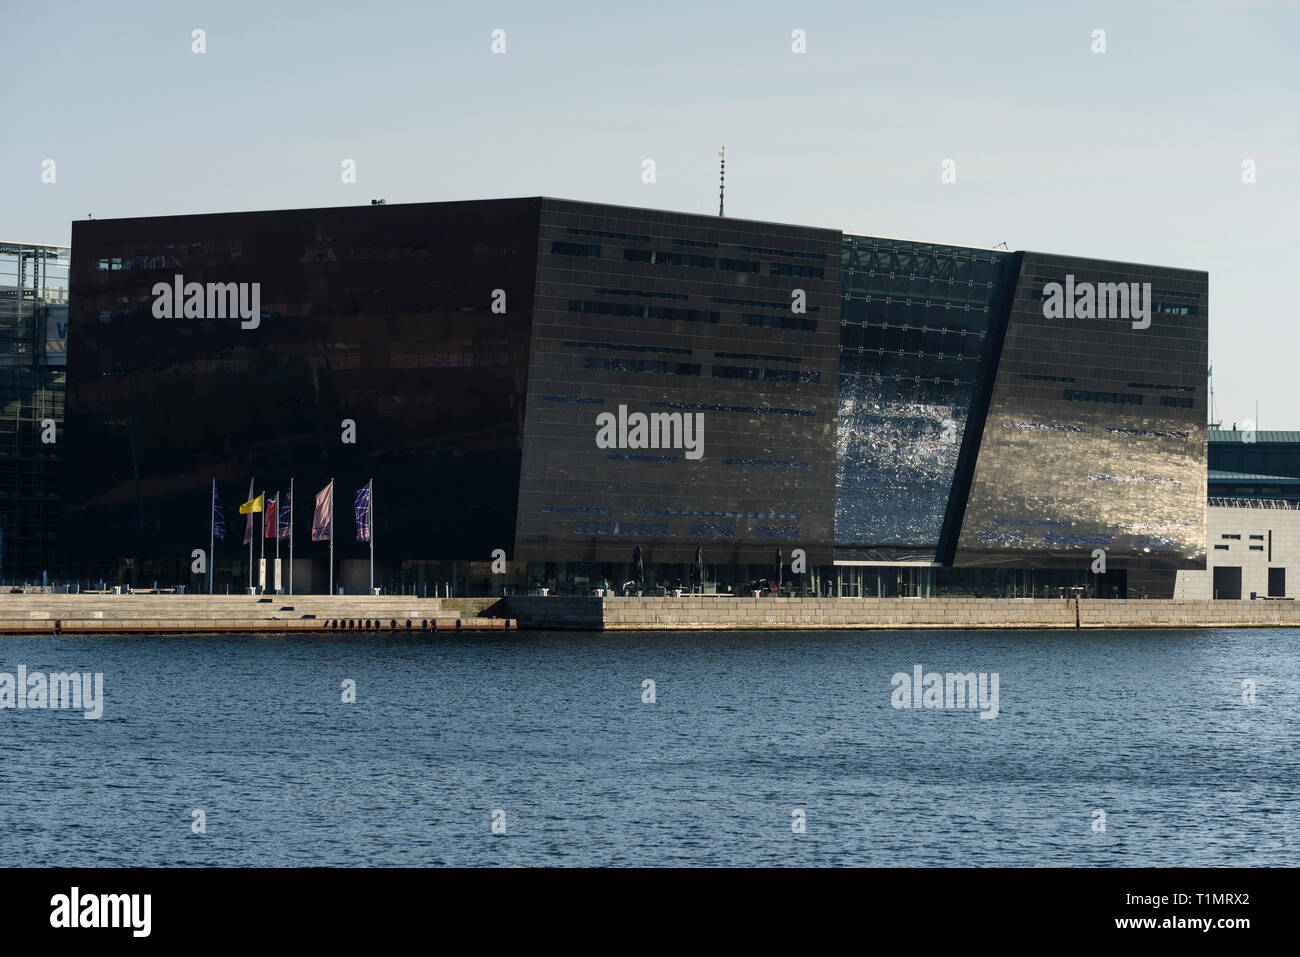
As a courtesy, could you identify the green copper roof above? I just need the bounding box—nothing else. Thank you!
[1209,428,1300,444]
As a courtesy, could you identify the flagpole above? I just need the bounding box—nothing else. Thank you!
[259,491,265,594]
[209,478,215,595]
[248,476,255,591]
[329,477,335,596]
[289,477,294,596]
[275,491,280,593]
[369,477,374,595]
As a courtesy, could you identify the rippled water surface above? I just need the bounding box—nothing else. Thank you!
[1,628,1296,866]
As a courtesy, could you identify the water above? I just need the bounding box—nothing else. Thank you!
[1,628,1296,866]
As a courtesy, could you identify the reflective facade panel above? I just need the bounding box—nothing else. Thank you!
[953,251,1208,576]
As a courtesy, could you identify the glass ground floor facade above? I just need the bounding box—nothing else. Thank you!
[505,561,1144,599]
[32,556,1157,600]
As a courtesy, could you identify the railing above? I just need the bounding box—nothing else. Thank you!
[1208,497,1300,510]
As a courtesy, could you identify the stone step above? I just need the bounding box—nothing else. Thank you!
[0,617,515,634]
[0,595,447,622]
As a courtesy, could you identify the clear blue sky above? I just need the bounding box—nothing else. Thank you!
[3,0,1296,428]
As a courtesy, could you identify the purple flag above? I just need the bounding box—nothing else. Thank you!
[278,487,292,541]
[212,483,226,542]
[311,481,333,542]
[355,480,372,543]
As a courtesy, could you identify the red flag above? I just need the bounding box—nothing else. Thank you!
[311,481,333,541]
[264,495,277,539]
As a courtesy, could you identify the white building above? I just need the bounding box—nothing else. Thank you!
[1174,498,1299,599]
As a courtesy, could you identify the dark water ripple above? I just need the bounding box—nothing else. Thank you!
[1,628,1296,866]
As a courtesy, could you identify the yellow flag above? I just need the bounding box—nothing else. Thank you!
[239,493,264,514]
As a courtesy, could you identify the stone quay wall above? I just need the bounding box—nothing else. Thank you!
[505,596,1300,631]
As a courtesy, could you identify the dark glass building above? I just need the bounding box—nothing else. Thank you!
[64,198,1208,596]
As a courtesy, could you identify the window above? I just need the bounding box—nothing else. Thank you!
[1128,382,1195,393]
[1062,389,1143,406]
[594,287,687,302]
[714,351,802,365]
[1022,373,1076,383]
[567,227,648,243]
[564,340,692,357]
[623,248,760,272]
[741,313,818,332]
[551,241,601,258]
[712,365,820,384]
[713,296,820,312]
[584,357,701,376]
[770,262,825,279]
[741,244,826,262]
[568,299,719,324]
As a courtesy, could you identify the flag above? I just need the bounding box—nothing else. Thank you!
[264,494,278,539]
[239,493,264,514]
[311,481,333,542]
[355,480,372,543]
[277,487,292,541]
[242,480,256,545]
[212,483,226,543]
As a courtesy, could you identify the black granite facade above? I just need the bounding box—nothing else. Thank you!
[515,199,840,566]
[66,199,541,585]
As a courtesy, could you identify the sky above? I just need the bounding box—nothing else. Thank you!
[3,0,1297,429]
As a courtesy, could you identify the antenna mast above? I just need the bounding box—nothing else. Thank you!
[1208,364,1221,429]
[718,147,725,217]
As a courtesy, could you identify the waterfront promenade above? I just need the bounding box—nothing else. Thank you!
[4,593,1300,633]
[0,593,511,634]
